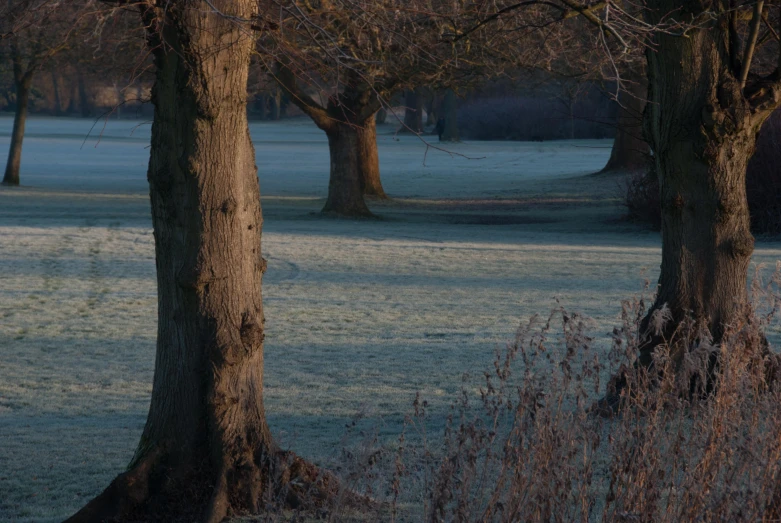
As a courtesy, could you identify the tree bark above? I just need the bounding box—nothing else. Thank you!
[66,3,331,522]
[632,3,781,366]
[357,114,386,199]
[2,75,32,186]
[600,77,649,173]
[440,89,459,142]
[323,122,373,215]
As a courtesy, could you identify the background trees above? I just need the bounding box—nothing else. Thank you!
[267,0,510,216]
[0,1,96,185]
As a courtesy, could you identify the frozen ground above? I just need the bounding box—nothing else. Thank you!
[2,117,781,521]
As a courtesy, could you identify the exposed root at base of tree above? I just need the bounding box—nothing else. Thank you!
[64,448,342,523]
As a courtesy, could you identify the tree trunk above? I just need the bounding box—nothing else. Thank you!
[425,91,437,127]
[357,114,386,199]
[51,70,63,116]
[268,88,281,120]
[630,3,781,368]
[77,71,90,117]
[323,122,373,216]
[402,88,423,133]
[440,89,459,142]
[600,77,649,173]
[2,75,32,186]
[66,3,331,522]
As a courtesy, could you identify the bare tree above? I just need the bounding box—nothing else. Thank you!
[267,0,493,216]
[631,0,781,371]
[443,0,781,395]
[66,2,330,521]
[0,0,94,185]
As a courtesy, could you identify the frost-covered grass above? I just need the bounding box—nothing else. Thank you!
[2,117,781,521]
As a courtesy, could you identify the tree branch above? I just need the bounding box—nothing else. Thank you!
[274,61,334,130]
[740,0,764,89]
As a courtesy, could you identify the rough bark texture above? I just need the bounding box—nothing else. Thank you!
[600,76,649,173]
[402,88,424,133]
[440,89,459,142]
[65,3,332,522]
[635,2,781,364]
[323,122,373,215]
[2,75,32,186]
[357,114,386,199]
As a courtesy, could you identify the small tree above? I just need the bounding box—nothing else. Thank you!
[0,1,92,185]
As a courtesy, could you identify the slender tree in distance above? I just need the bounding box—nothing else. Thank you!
[67,2,330,521]
[1,1,89,186]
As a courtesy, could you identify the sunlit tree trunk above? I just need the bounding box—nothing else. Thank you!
[358,114,386,198]
[66,3,329,521]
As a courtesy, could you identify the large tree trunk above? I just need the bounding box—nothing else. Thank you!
[632,3,781,367]
[358,114,386,199]
[66,3,330,522]
[2,75,32,186]
[600,77,649,173]
[402,88,423,133]
[440,89,459,142]
[323,122,373,215]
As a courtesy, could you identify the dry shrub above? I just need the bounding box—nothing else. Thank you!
[385,268,781,522]
[259,270,781,522]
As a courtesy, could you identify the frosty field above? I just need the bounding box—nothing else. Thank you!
[3,117,781,522]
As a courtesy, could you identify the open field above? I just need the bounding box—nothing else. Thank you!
[2,117,781,521]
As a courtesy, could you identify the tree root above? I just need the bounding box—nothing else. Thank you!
[66,448,341,523]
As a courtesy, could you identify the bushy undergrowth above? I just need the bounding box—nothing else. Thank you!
[259,268,781,522]
[624,108,781,234]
